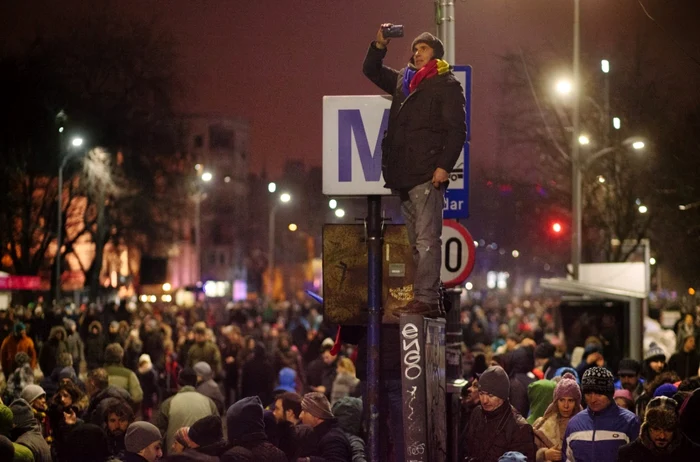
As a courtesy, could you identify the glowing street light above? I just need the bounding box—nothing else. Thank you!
[638,205,648,214]
[329,199,337,209]
[201,171,213,182]
[512,250,520,258]
[555,79,573,95]
[280,192,291,203]
[597,176,606,184]
[268,182,277,193]
[613,117,621,130]
[162,283,171,292]
[71,137,84,147]
[335,209,346,218]
[601,59,610,74]
[632,141,645,150]
[649,257,657,266]
[288,223,298,232]
[578,135,590,146]
[267,192,292,300]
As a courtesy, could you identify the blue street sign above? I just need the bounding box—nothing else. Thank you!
[444,65,472,219]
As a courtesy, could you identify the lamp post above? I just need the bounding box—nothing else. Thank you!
[571,0,582,280]
[55,136,85,303]
[194,170,213,283]
[267,190,291,300]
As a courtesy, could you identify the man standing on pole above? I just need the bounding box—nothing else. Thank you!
[363,23,466,317]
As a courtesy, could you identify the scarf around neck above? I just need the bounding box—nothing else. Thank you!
[402,59,450,96]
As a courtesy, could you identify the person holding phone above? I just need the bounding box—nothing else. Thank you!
[363,23,466,318]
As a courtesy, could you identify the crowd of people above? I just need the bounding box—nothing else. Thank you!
[0,296,699,462]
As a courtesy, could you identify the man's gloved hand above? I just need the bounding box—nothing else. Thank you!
[432,167,449,188]
[375,23,392,49]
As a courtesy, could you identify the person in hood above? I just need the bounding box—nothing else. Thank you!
[562,367,640,462]
[298,392,352,462]
[332,396,367,462]
[507,346,537,417]
[464,366,536,462]
[273,332,303,377]
[63,318,84,368]
[85,320,107,371]
[532,373,582,462]
[186,322,222,375]
[38,325,68,378]
[1,322,37,378]
[618,396,700,461]
[635,371,680,417]
[220,396,286,461]
[363,25,466,318]
[154,368,218,455]
[9,398,52,462]
[668,332,700,380]
[193,361,225,415]
[526,379,555,426]
[0,402,35,462]
[240,341,276,407]
[274,367,299,395]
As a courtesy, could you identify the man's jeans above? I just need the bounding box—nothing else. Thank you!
[400,180,445,305]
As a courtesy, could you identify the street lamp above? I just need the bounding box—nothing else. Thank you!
[268,192,292,300]
[578,135,590,146]
[194,170,213,283]
[335,208,346,218]
[555,79,573,96]
[328,199,337,209]
[55,136,86,302]
[268,182,277,193]
[613,117,621,130]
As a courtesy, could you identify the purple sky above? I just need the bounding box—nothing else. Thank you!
[3,0,698,176]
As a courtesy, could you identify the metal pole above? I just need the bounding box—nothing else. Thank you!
[436,1,455,64]
[445,287,466,462]
[571,0,582,280]
[366,195,382,462]
[55,159,65,303]
[195,195,202,283]
[268,204,277,300]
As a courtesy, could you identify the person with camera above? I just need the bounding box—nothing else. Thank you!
[363,23,466,318]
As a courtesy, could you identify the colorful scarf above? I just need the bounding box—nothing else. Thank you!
[402,59,450,96]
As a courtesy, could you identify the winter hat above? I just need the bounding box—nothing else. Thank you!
[104,343,125,364]
[275,367,297,393]
[175,427,195,448]
[226,396,265,442]
[581,367,615,398]
[13,322,26,335]
[321,337,335,349]
[645,396,678,431]
[125,421,162,453]
[644,342,666,362]
[188,415,224,447]
[301,392,334,420]
[20,384,45,404]
[58,367,78,383]
[0,435,13,461]
[14,351,30,367]
[0,404,13,436]
[554,372,582,407]
[479,366,511,401]
[9,399,35,430]
[193,361,213,381]
[138,354,152,368]
[178,367,198,387]
[411,32,445,60]
[554,367,580,384]
[614,389,634,401]
[527,380,555,425]
[534,342,556,360]
[499,452,528,462]
[653,383,679,399]
[618,358,642,376]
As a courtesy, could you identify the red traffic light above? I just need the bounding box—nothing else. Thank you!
[551,222,563,234]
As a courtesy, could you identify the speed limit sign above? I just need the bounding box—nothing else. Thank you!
[441,220,476,287]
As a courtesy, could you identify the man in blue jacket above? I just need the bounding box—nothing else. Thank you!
[562,367,640,462]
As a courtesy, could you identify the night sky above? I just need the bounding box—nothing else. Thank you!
[2,0,699,176]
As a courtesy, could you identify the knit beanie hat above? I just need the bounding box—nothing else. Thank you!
[653,383,679,399]
[104,343,125,364]
[618,358,641,376]
[125,421,161,453]
[178,367,198,387]
[645,396,678,431]
[20,385,45,404]
[174,427,196,449]
[614,389,634,401]
[411,32,445,60]
[193,361,213,381]
[479,366,510,401]
[581,367,615,398]
[13,322,25,335]
[554,372,582,407]
[644,342,666,363]
[188,415,224,447]
[554,367,580,384]
[0,435,13,461]
[301,392,334,420]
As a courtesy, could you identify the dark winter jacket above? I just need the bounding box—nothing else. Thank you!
[9,399,52,462]
[164,448,220,462]
[240,343,276,407]
[305,357,337,400]
[617,423,700,462]
[562,403,640,462]
[332,397,366,462]
[85,385,132,426]
[507,347,537,418]
[137,365,160,408]
[186,340,222,375]
[362,42,466,190]
[196,379,225,415]
[221,396,286,462]
[301,418,352,462]
[680,387,700,445]
[39,326,68,377]
[667,349,700,380]
[464,402,536,462]
[85,321,107,370]
[271,419,314,461]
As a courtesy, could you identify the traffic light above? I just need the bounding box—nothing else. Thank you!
[551,222,563,234]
